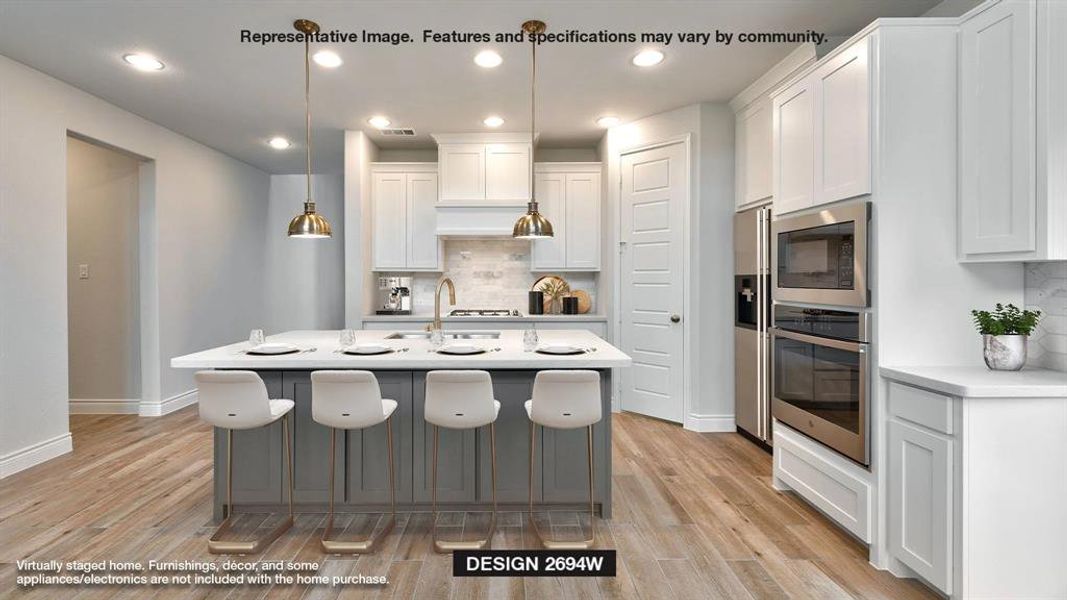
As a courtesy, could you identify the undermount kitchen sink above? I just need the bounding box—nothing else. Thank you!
[384,330,501,340]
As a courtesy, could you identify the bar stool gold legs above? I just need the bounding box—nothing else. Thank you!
[431,423,497,553]
[209,415,295,554]
[321,418,396,554]
[528,424,596,549]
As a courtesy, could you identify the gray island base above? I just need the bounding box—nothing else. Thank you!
[170,330,631,520]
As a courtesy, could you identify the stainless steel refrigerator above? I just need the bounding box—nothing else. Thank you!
[734,206,772,445]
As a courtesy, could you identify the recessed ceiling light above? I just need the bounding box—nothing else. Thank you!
[632,49,665,67]
[123,53,164,71]
[483,116,505,128]
[268,136,291,149]
[368,116,391,129]
[474,50,503,68]
[312,50,343,68]
[597,116,621,128]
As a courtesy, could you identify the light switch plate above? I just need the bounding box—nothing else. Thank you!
[78,264,90,279]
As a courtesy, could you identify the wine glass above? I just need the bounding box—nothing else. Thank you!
[523,327,539,352]
[339,329,356,348]
[249,329,265,347]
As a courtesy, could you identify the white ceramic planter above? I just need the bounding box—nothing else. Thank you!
[982,334,1028,371]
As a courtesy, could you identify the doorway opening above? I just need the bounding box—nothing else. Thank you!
[66,135,145,414]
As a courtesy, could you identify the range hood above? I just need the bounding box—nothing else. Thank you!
[436,204,528,238]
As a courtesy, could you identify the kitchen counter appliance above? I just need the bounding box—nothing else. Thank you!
[771,304,870,466]
[734,206,773,446]
[448,309,522,317]
[375,276,412,315]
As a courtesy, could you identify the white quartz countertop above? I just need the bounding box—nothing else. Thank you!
[880,366,1067,398]
[171,329,631,370]
[361,314,609,322]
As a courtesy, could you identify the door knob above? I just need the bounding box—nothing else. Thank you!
[670,314,681,323]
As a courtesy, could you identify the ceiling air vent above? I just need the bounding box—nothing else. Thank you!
[379,128,416,137]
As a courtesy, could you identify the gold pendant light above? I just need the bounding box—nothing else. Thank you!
[287,19,332,238]
[513,19,554,239]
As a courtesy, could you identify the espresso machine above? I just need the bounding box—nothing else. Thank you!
[375,276,412,315]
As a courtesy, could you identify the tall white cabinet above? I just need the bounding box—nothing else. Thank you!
[433,133,532,205]
[531,163,601,272]
[958,0,1066,262]
[371,163,442,271]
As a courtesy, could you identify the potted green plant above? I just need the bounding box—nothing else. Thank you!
[970,303,1042,371]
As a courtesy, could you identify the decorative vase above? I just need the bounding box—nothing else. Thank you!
[982,334,1027,371]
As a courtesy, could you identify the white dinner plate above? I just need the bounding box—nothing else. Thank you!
[535,344,586,355]
[247,342,300,355]
[343,343,393,355]
[437,344,486,355]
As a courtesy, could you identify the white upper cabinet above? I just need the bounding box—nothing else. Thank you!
[433,134,532,205]
[958,0,1066,261]
[814,36,871,205]
[735,97,774,209]
[371,164,442,271]
[531,163,601,272]
[773,79,816,215]
[771,36,871,216]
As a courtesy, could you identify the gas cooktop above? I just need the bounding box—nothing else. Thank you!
[448,309,522,317]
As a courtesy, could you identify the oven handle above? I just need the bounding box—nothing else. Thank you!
[770,326,868,353]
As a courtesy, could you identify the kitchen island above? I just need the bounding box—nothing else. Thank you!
[171,329,631,519]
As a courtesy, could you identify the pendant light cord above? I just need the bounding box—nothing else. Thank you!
[529,32,536,209]
[304,33,313,209]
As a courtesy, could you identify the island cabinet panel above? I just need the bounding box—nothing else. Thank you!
[412,373,477,503]
[345,371,413,504]
[477,372,540,504]
[213,371,285,514]
[541,374,611,507]
[283,372,338,503]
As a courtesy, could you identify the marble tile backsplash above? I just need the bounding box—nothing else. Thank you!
[385,240,597,315]
[1025,261,1067,372]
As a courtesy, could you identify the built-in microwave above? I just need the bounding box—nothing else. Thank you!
[772,202,870,307]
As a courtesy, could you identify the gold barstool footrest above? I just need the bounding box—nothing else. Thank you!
[210,415,295,555]
[528,423,596,550]
[431,423,497,554]
[320,420,398,554]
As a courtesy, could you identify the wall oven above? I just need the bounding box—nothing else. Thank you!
[771,304,869,466]
[773,202,870,307]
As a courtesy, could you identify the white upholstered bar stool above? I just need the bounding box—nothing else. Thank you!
[424,370,501,553]
[525,370,602,549]
[311,370,398,554]
[195,370,295,554]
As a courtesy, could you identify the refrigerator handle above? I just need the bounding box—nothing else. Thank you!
[756,207,765,439]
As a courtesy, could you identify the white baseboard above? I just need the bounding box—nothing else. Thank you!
[0,432,73,479]
[139,389,197,417]
[685,413,736,433]
[70,398,140,414]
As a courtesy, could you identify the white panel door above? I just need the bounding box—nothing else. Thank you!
[959,0,1036,255]
[565,172,601,270]
[814,36,871,204]
[773,79,815,215]
[439,144,485,202]
[736,97,774,209]
[372,172,407,270]
[889,419,953,594]
[407,172,441,270]
[530,172,565,270]
[620,143,686,423]
[485,143,531,203]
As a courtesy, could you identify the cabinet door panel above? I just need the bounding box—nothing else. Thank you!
[346,372,413,504]
[773,80,815,215]
[412,373,477,503]
[407,172,441,270]
[485,143,531,202]
[815,37,870,204]
[737,98,774,208]
[284,372,336,504]
[565,172,601,270]
[530,173,566,270]
[960,1,1036,255]
[439,144,485,202]
[889,419,952,594]
[219,371,285,508]
[372,172,407,269]
[477,372,538,503]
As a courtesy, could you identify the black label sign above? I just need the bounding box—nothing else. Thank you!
[452,550,616,577]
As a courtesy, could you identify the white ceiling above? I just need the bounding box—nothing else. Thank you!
[0,0,940,174]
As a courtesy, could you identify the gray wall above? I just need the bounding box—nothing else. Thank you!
[66,137,142,400]
[1026,262,1067,372]
[0,54,269,473]
[266,174,345,332]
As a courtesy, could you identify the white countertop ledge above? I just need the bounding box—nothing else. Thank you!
[880,365,1067,398]
[361,314,609,322]
[171,329,631,370]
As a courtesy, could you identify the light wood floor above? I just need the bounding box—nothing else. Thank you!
[0,407,935,599]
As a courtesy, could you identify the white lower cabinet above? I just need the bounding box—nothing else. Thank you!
[371,163,442,271]
[888,418,952,594]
